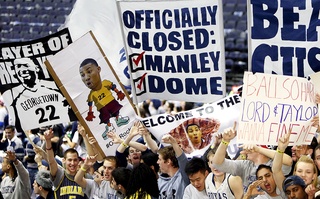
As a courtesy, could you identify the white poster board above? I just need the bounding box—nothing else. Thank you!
[143,94,242,158]
[46,32,138,156]
[238,72,317,145]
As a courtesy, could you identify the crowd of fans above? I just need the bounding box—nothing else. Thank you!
[0,95,320,199]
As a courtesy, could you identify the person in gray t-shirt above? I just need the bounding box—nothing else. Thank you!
[212,122,292,193]
[158,134,190,199]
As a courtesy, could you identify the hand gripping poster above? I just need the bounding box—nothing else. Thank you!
[0,29,76,132]
[45,32,138,156]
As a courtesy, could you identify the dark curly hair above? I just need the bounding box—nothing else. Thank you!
[125,163,159,198]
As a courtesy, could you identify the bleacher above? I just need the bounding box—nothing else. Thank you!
[0,0,75,42]
[222,0,248,92]
[0,0,248,93]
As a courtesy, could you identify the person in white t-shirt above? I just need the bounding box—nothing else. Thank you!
[183,157,208,199]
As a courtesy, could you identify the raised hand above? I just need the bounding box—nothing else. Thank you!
[138,124,149,136]
[5,150,16,162]
[245,180,265,197]
[43,127,53,141]
[33,145,46,158]
[222,121,237,142]
[161,134,177,145]
[107,130,123,144]
[78,123,87,137]
[311,115,319,129]
[84,154,98,167]
[305,184,317,199]
[128,121,141,138]
[213,132,223,148]
[88,137,97,145]
[278,127,291,152]
[239,144,258,155]
[34,153,43,164]
[316,93,320,104]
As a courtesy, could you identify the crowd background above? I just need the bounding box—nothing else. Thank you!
[0,92,319,199]
[0,1,319,199]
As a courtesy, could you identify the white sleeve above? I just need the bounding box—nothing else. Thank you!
[72,131,80,144]
[183,184,192,199]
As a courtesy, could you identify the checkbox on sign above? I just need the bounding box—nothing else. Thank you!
[129,52,145,72]
[133,73,147,96]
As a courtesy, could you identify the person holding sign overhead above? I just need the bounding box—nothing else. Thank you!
[211,121,292,193]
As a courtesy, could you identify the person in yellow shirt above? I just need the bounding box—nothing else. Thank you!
[79,58,129,139]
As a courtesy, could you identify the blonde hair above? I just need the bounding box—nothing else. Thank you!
[294,155,318,187]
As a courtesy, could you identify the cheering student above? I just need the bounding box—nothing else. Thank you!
[272,129,318,199]
[0,150,31,199]
[44,128,88,198]
[75,155,109,199]
[211,121,292,193]
[157,134,190,199]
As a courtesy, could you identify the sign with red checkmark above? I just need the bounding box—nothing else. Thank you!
[137,72,147,90]
[118,0,226,103]
[133,51,145,66]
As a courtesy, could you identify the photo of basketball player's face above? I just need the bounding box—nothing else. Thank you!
[79,63,102,91]
[187,124,202,144]
[14,58,39,90]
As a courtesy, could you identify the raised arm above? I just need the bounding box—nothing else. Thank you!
[75,154,97,189]
[6,151,30,187]
[88,137,104,162]
[272,129,291,190]
[44,128,58,179]
[139,124,158,153]
[64,134,76,148]
[162,133,189,185]
[78,123,95,156]
[161,134,182,157]
[108,121,147,153]
[229,176,244,199]
[212,121,237,165]
[239,144,292,166]
[34,145,48,162]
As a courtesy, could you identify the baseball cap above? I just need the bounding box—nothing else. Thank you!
[283,175,306,192]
